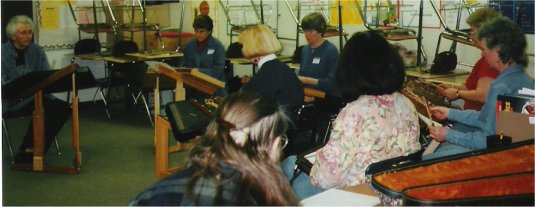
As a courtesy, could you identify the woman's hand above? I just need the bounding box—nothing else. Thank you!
[430,106,449,120]
[441,87,459,101]
[436,83,450,91]
[428,125,447,142]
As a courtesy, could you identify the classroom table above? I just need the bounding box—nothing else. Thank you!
[406,68,470,86]
[343,183,378,197]
[288,63,300,70]
[103,55,147,63]
[228,55,293,75]
[126,51,183,60]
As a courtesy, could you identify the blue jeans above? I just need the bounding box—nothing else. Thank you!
[422,142,471,160]
[423,122,475,160]
[281,155,325,200]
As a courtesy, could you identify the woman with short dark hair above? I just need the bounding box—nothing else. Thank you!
[181,15,226,96]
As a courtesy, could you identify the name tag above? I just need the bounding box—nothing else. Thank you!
[207,49,215,55]
[312,57,320,64]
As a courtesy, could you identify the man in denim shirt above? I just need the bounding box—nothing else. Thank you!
[1,15,70,163]
[426,17,534,159]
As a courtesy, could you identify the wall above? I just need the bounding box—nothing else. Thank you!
[42,0,535,102]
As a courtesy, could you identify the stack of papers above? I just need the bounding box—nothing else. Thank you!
[518,87,535,97]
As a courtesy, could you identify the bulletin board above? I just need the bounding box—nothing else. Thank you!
[35,0,105,50]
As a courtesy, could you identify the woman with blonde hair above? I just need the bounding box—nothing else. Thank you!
[130,92,299,205]
[239,24,304,116]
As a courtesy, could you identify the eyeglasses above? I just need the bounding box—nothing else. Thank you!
[279,135,289,149]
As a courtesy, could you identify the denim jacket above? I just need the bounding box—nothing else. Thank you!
[2,41,51,84]
[446,64,534,149]
[2,41,51,112]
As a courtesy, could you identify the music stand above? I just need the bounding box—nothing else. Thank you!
[4,64,82,174]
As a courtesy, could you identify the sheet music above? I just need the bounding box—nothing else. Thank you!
[518,87,535,97]
[300,188,380,206]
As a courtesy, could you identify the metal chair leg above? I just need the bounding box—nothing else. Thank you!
[54,137,61,157]
[2,119,15,164]
[131,89,153,126]
[99,88,111,119]
[140,93,154,126]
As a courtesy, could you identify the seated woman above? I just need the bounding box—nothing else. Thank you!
[297,12,341,100]
[130,92,299,205]
[282,31,421,200]
[238,24,304,118]
[238,24,306,156]
[426,17,534,159]
[181,15,226,96]
[435,8,501,111]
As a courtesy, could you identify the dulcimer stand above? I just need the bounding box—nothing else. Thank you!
[6,64,82,174]
[152,64,225,178]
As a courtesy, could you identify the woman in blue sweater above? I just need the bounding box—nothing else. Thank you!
[181,15,226,96]
[298,12,341,99]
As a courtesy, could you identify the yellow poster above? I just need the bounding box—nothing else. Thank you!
[40,1,61,30]
[330,0,364,25]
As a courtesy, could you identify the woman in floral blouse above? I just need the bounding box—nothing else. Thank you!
[281,31,421,200]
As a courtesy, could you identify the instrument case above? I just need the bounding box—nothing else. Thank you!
[402,172,534,206]
[370,139,534,206]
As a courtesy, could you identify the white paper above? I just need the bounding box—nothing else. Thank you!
[419,114,442,155]
[301,188,380,206]
[305,151,316,163]
[518,87,535,97]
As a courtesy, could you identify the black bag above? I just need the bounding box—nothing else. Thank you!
[430,51,457,74]
[165,101,211,142]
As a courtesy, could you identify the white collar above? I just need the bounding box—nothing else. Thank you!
[258,53,277,69]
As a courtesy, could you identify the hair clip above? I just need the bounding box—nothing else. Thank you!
[218,118,236,129]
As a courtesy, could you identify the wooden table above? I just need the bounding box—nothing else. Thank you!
[344,183,378,197]
[406,68,470,86]
[288,63,300,70]
[126,51,183,60]
[103,56,147,63]
[66,53,109,61]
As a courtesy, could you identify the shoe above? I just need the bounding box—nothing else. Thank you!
[14,151,33,164]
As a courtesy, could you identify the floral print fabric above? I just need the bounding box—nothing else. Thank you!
[310,92,421,189]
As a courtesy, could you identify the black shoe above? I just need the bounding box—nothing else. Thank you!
[14,152,33,164]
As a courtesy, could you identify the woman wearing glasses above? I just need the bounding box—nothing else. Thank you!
[130,92,298,206]
[435,8,501,111]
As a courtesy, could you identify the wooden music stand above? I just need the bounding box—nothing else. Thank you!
[153,64,225,178]
[6,64,82,174]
